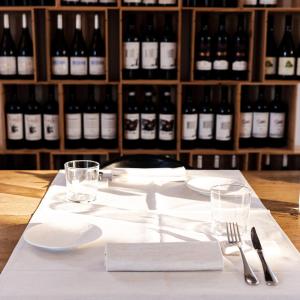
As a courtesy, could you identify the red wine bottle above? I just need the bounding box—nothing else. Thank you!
[239,94,253,148]
[265,15,277,80]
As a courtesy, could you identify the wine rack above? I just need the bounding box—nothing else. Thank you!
[0,0,299,171]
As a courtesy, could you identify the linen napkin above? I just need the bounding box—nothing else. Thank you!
[105,241,223,272]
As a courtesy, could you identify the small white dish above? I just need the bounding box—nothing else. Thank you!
[24,220,102,251]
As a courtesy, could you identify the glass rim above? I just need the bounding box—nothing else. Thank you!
[210,183,251,194]
[64,160,100,170]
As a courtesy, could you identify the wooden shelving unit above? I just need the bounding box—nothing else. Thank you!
[0,0,299,171]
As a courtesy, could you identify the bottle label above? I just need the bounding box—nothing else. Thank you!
[143,0,156,3]
[17,57,34,75]
[124,42,140,70]
[196,60,212,71]
[232,60,247,71]
[7,113,23,140]
[278,57,295,76]
[99,0,116,3]
[198,113,214,140]
[142,42,158,70]
[216,114,232,141]
[124,0,141,3]
[160,42,176,70]
[101,113,117,140]
[269,112,285,138]
[83,113,100,140]
[297,57,300,76]
[260,0,277,4]
[66,113,82,140]
[265,57,276,75]
[158,0,176,3]
[89,57,105,75]
[182,114,197,141]
[213,60,229,71]
[25,114,42,141]
[240,112,252,138]
[124,113,139,140]
[44,114,59,141]
[159,114,175,141]
[252,112,269,138]
[81,0,98,3]
[141,113,156,140]
[0,57,17,75]
[52,56,68,76]
[244,0,257,5]
[197,156,203,169]
[70,57,88,76]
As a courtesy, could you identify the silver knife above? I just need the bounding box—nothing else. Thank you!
[251,227,279,286]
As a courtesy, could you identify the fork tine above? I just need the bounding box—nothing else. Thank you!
[230,222,235,242]
[232,222,238,242]
[235,223,242,243]
[226,222,231,243]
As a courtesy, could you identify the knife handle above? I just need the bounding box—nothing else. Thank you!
[257,250,279,286]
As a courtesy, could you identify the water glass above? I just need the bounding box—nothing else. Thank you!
[210,184,251,236]
[65,160,100,203]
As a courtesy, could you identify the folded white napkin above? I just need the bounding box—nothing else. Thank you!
[105,241,223,272]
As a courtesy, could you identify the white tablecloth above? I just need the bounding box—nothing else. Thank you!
[0,170,300,299]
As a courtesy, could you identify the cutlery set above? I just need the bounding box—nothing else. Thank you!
[226,222,279,286]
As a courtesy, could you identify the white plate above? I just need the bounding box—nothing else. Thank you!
[24,220,102,251]
[186,176,242,196]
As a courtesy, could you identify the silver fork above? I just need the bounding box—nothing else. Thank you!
[226,222,259,286]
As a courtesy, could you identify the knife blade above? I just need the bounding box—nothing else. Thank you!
[251,227,279,286]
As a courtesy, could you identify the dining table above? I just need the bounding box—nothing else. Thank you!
[0,169,299,299]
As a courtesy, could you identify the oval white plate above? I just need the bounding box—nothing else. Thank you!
[24,220,102,251]
[186,176,242,196]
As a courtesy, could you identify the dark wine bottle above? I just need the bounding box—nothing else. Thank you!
[0,14,17,79]
[198,0,210,6]
[239,96,253,148]
[269,87,286,147]
[65,89,82,149]
[62,0,80,5]
[99,0,116,6]
[17,13,34,79]
[277,15,296,79]
[83,86,100,149]
[296,43,300,79]
[123,16,140,79]
[214,154,220,169]
[215,86,233,149]
[265,15,277,80]
[89,14,105,79]
[101,87,117,149]
[124,90,140,149]
[141,89,157,148]
[231,155,238,170]
[24,86,42,149]
[158,89,176,149]
[160,14,177,80]
[70,14,88,78]
[195,15,212,80]
[181,92,197,149]
[263,154,271,170]
[213,14,229,80]
[43,86,59,149]
[197,155,203,169]
[5,89,24,149]
[123,0,142,5]
[252,87,269,147]
[51,14,69,79]
[231,15,248,81]
[198,86,214,148]
[281,154,288,170]
[141,14,158,79]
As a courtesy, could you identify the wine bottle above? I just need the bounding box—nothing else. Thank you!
[141,89,157,148]
[123,16,140,79]
[259,0,277,7]
[124,90,140,149]
[101,87,117,148]
[158,0,176,5]
[231,15,248,81]
[231,155,237,170]
[0,14,17,78]
[142,14,158,79]
[81,0,98,5]
[244,0,258,6]
[198,86,214,148]
[215,86,233,149]
[195,15,212,80]
[160,14,177,80]
[89,14,105,79]
[123,0,142,5]
[158,90,176,149]
[197,155,203,169]
[269,87,286,147]
[214,155,220,169]
[65,89,82,149]
[296,43,300,79]
[24,87,42,149]
[265,15,277,80]
[281,154,288,170]
[252,87,269,147]
[264,154,271,170]
[51,14,69,79]
[181,92,197,149]
[239,97,253,148]
[17,13,34,79]
[142,0,157,5]
[5,89,24,149]
[198,0,210,6]
[278,15,296,79]
[83,86,100,148]
[213,15,229,80]
[43,86,59,149]
[70,14,88,78]
[62,0,80,5]
[99,0,116,6]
